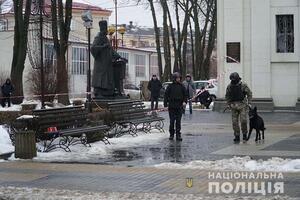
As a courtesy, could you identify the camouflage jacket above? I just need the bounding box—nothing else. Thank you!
[225,81,252,104]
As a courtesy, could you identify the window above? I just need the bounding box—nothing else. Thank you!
[276,15,294,53]
[150,55,159,78]
[119,51,129,77]
[72,47,88,75]
[226,42,240,63]
[0,20,8,31]
[135,54,146,77]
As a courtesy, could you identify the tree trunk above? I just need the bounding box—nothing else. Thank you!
[166,5,178,73]
[10,0,32,104]
[175,0,182,71]
[51,0,72,105]
[203,0,217,79]
[192,0,201,80]
[189,18,196,78]
[182,29,187,76]
[161,0,172,81]
[148,0,163,79]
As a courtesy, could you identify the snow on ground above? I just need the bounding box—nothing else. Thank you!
[155,156,300,172]
[0,186,296,200]
[11,131,169,163]
[0,104,21,111]
[0,125,13,155]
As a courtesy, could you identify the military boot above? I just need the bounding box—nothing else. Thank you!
[176,134,183,141]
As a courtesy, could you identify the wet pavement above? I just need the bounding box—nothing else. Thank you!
[1,110,300,199]
[42,110,300,166]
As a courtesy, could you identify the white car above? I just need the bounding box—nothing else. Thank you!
[194,80,218,100]
[124,84,141,100]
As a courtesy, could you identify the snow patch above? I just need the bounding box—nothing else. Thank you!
[0,104,21,111]
[16,115,34,120]
[31,132,168,162]
[155,156,300,172]
[0,125,13,154]
[0,186,296,200]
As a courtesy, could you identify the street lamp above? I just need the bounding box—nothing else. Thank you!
[108,25,116,46]
[31,0,48,109]
[118,26,126,47]
[81,10,93,113]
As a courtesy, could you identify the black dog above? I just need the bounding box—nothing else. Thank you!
[247,106,266,142]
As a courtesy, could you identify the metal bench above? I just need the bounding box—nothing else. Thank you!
[107,100,165,137]
[30,106,110,152]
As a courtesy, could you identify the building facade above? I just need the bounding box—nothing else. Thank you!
[216,0,300,110]
[0,1,171,99]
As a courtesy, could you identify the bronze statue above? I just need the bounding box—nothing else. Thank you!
[91,20,127,99]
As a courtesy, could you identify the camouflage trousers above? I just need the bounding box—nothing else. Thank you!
[230,102,248,136]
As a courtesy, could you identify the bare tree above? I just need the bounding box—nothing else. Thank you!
[26,61,57,102]
[161,0,172,81]
[10,0,32,103]
[51,0,72,105]
[147,0,163,78]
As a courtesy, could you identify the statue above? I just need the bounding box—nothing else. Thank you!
[91,20,127,99]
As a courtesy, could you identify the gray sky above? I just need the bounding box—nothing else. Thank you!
[74,0,164,27]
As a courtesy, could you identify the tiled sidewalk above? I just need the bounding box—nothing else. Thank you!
[0,162,299,198]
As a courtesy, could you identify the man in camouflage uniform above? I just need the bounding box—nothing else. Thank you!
[225,72,252,143]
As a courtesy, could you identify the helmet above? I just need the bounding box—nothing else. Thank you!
[172,72,181,81]
[229,72,241,81]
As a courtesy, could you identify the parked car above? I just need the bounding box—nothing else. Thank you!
[124,84,140,99]
[194,80,218,100]
[159,81,172,99]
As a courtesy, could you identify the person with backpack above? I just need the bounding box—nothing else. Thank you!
[225,72,252,143]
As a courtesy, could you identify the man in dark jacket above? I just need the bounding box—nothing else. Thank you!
[147,74,162,110]
[194,86,212,109]
[1,78,14,107]
[164,72,187,141]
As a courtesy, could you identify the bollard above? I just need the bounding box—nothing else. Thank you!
[15,130,37,159]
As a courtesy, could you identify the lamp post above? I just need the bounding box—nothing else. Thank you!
[118,26,126,47]
[31,0,48,109]
[81,10,93,113]
[114,0,118,50]
[39,0,45,109]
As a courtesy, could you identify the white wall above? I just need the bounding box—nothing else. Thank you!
[218,0,300,107]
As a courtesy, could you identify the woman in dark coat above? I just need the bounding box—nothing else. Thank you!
[1,78,14,107]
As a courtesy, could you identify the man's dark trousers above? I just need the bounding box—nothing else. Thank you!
[1,94,11,107]
[169,108,182,138]
[151,96,159,110]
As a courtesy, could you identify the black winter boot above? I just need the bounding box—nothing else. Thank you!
[233,135,240,143]
[176,135,183,141]
[243,134,248,142]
